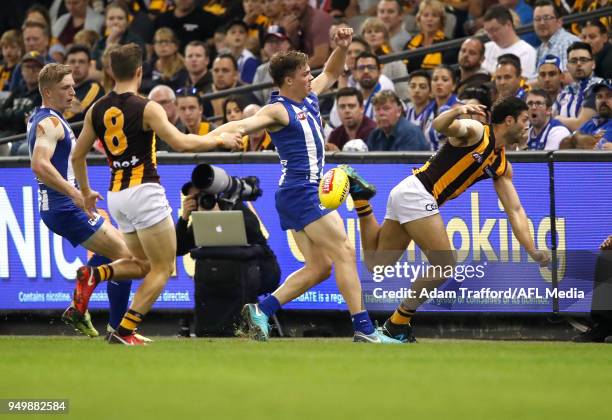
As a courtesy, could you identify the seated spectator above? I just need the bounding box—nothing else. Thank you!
[0,30,24,92]
[224,20,260,84]
[147,84,183,152]
[252,26,292,104]
[152,0,219,50]
[377,0,411,53]
[53,0,104,47]
[203,53,260,118]
[9,21,53,93]
[284,0,334,68]
[403,0,454,73]
[483,5,537,79]
[262,0,285,29]
[500,0,538,46]
[555,42,601,131]
[222,94,248,123]
[327,87,377,151]
[142,27,188,93]
[405,69,436,138]
[458,86,492,125]
[63,44,104,123]
[494,54,527,101]
[533,1,580,71]
[560,79,612,150]
[241,103,275,152]
[242,0,269,53]
[183,41,213,95]
[92,2,145,68]
[526,88,570,150]
[536,54,563,104]
[457,37,491,95]
[0,52,43,148]
[177,88,214,137]
[580,20,612,80]
[367,90,430,151]
[429,64,461,149]
[360,17,392,56]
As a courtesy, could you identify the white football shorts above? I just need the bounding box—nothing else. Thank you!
[108,182,172,233]
[385,175,440,224]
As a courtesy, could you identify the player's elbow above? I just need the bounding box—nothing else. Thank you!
[31,159,45,179]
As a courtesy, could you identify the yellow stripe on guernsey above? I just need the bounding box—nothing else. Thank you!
[432,134,490,200]
[112,169,124,192]
[151,133,157,166]
[198,122,211,135]
[128,164,145,188]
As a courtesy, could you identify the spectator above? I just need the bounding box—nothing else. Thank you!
[177,88,213,138]
[252,26,291,104]
[183,41,213,95]
[536,54,563,104]
[262,0,285,28]
[580,20,612,80]
[494,54,527,100]
[237,103,275,152]
[0,51,43,147]
[376,0,411,53]
[483,5,537,79]
[242,0,269,54]
[429,64,461,149]
[555,42,601,131]
[53,0,104,47]
[499,0,538,46]
[152,0,219,50]
[283,0,334,68]
[458,86,492,125]
[222,94,249,124]
[533,0,580,71]
[73,29,99,51]
[0,30,24,92]
[9,21,52,92]
[405,69,436,138]
[560,79,612,150]
[24,4,53,31]
[92,2,145,67]
[203,53,260,118]
[327,87,377,151]
[526,88,570,150]
[142,27,188,93]
[224,20,260,84]
[147,84,183,152]
[63,44,104,123]
[352,51,395,120]
[404,0,454,73]
[457,37,491,95]
[367,90,430,151]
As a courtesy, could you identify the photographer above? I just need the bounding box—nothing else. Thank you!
[176,169,280,336]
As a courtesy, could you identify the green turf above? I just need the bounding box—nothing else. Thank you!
[0,337,611,420]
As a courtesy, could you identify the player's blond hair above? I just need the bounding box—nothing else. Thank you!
[38,63,72,95]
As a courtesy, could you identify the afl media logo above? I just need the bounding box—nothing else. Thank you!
[472,152,483,163]
[296,111,306,120]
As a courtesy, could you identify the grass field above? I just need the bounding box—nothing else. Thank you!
[1,337,611,420]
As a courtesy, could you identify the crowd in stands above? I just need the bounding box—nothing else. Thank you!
[0,0,610,156]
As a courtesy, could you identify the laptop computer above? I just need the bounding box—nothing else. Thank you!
[191,210,248,247]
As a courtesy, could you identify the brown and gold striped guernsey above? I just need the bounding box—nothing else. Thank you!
[413,125,507,206]
[91,92,160,192]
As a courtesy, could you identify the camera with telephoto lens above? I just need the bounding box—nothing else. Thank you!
[191,164,262,210]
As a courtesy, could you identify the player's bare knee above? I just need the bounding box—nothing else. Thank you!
[132,258,150,277]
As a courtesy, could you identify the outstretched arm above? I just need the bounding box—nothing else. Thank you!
[210,103,288,136]
[311,27,353,95]
[494,163,550,266]
[431,104,486,144]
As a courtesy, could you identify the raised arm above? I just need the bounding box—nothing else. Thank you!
[31,116,82,205]
[143,101,243,152]
[431,104,486,145]
[311,27,353,96]
[210,103,288,137]
[494,163,550,267]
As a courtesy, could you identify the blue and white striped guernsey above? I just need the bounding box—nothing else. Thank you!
[26,107,77,210]
[554,76,602,118]
[269,91,326,186]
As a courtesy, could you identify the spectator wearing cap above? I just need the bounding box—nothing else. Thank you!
[183,41,213,95]
[367,90,430,152]
[224,20,260,84]
[533,0,580,71]
[483,5,537,79]
[0,51,44,144]
[0,30,24,92]
[537,54,563,104]
[252,26,292,104]
[555,42,602,131]
[63,44,104,123]
[53,0,104,47]
[526,88,570,150]
[283,0,334,68]
[457,37,491,95]
[327,87,377,151]
[560,79,612,150]
[580,20,612,80]
[152,0,220,50]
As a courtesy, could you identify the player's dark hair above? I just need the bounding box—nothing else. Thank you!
[491,96,528,124]
[459,86,492,110]
[335,87,364,104]
[110,43,142,81]
[269,50,309,87]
